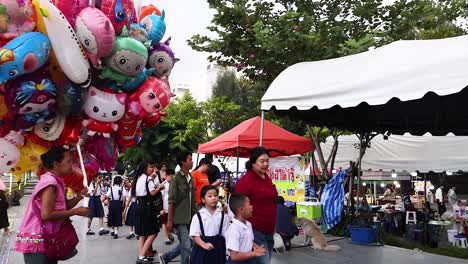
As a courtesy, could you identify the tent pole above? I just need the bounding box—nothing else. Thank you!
[260,111,265,146]
[356,135,363,202]
[196,153,200,168]
[236,146,240,181]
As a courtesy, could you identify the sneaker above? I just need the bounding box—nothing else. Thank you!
[164,239,172,245]
[111,232,115,236]
[126,233,135,239]
[113,234,118,239]
[169,234,174,242]
[157,254,166,264]
[86,230,95,235]
[99,229,110,236]
[136,257,153,263]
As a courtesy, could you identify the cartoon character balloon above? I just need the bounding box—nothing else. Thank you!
[126,23,149,43]
[127,77,172,119]
[0,32,51,84]
[140,10,166,46]
[5,72,57,130]
[29,114,82,148]
[0,0,37,42]
[84,135,118,171]
[138,4,161,22]
[148,37,179,79]
[75,7,116,68]
[0,130,23,174]
[99,0,134,35]
[82,86,126,137]
[53,0,89,27]
[101,29,149,85]
[10,139,47,179]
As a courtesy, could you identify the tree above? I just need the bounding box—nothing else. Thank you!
[189,0,468,183]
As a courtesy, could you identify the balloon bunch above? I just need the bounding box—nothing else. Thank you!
[0,0,178,190]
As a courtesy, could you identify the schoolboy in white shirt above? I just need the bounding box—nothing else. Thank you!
[225,193,266,264]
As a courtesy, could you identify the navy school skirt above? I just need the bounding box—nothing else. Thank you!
[135,197,159,236]
[191,234,226,264]
[88,196,105,218]
[125,201,137,227]
[108,200,123,227]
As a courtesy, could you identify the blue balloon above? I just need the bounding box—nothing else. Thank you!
[141,10,166,46]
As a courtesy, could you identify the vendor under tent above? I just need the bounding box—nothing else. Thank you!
[198,116,312,157]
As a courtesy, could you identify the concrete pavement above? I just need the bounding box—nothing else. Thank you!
[4,196,468,264]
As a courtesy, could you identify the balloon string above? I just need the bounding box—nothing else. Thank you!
[76,143,88,188]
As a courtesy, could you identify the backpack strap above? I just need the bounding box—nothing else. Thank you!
[219,212,224,235]
[145,175,151,197]
[196,212,205,237]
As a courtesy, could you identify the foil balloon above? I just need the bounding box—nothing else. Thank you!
[138,4,161,22]
[0,0,37,41]
[101,28,149,85]
[82,86,126,138]
[5,71,57,130]
[99,0,134,35]
[10,139,48,178]
[37,0,92,88]
[0,130,24,174]
[75,7,116,68]
[127,23,149,43]
[53,0,89,27]
[84,135,118,171]
[127,77,172,119]
[29,114,82,148]
[140,10,166,46]
[0,32,51,84]
[148,37,179,79]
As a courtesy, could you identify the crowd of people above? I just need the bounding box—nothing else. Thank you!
[11,146,290,264]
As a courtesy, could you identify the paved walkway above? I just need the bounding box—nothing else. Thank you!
[3,196,468,264]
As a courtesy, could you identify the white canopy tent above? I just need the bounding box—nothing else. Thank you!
[261,35,468,135]
[319,133,468,173]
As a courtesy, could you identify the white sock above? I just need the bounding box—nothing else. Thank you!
[114,228,118,234]
[138,256,145,259]
[100,227,104,231]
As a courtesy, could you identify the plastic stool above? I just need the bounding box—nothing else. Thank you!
[453,235,468,248]
[406,211,417,225]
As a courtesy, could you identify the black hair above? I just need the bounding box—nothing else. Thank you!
[166,168,175,175]
[40,147,68,169]
[195,158,211,170]
[200,185,218,204]
[245,146,269,170]
[229,193,248,215]
[277,196,285,205]
[408,188,415,194]
[176,152,192,167]
[131,161,151,197]
[205,154,214,162]
[113,176,123,185]
[116,168,125,175]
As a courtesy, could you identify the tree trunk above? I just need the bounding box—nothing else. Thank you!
[307,125,329,180]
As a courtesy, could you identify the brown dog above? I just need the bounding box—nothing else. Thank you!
[297,218,341,251]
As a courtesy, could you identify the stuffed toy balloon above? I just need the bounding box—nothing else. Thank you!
[82,86,126,138]
[148,37,179,79]
[0,130,23,174]
[10,139,47,178]
[5,71,57,130]
[29,114,82,148]
[99,0,134,35]
[0,32,51,84]
[84,135,118,172]
[0,0,37,42]
[38,0,91,88]
[53,0,89,27]
[138,4,161,22]
[75,7,116,68]
[101,28,149,85]
[127,77,172,119]
[140,10,166,46]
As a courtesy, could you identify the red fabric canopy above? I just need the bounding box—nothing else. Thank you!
[198,116,312,157]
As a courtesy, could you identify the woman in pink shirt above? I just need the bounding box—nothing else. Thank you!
[15,147,90,264]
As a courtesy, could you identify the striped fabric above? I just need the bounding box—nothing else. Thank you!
[320,169,348,230]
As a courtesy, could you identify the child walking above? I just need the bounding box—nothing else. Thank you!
[190,185,230,264]
[87,173,110,236]
[124,178,137,239]
[226,193,266,264]
[106,176,124,239]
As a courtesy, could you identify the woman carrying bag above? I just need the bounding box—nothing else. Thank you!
[15,147,89,264]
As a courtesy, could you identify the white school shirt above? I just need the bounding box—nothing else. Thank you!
[225,218,254,254]
[124,188,137,203]
[190,207,230,238]
[135,174,156,197]
[162,181,170,213]
[88,182,103,196]
[106,185,123,201]
[435,188,443,201]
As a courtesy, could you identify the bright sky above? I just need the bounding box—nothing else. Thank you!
[137,0,214,85]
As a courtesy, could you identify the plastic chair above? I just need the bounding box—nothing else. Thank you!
[406,211,417,225]
[453,235,468,248]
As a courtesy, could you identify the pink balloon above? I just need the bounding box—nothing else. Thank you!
[54,0,89,27]
[0,0,37,41]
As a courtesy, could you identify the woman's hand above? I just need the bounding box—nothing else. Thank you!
[72,206,90,217]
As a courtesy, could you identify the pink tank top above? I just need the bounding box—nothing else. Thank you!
[15,172,67,253]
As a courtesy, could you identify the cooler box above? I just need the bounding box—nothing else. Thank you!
[296,197,322,219]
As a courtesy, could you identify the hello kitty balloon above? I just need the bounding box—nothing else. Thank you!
[83,86,126,138]
[0,130,24,174]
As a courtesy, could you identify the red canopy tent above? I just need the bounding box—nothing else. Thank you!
[198,116,312,157]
